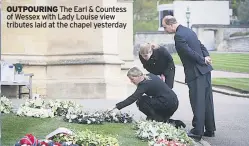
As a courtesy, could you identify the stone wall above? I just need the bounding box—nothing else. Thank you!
[192,24,249,51]
[218,26,249,52]
[223,27,249,39]
[217,36,249,52]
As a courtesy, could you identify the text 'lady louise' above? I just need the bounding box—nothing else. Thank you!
[57,14,99,21]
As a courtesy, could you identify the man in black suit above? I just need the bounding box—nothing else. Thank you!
[162,15,216,141]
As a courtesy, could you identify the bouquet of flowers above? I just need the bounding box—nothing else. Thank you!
[15,128,119,146]
[103,110,133,123]
[64,110,134,124]
[16,106,55,118]
[52,100,83,117]
[0,95,13,113]
[134,121,194,146]
[16,99,83,118]
[149,138,188,146]
[64,110,105,124]
[74,130,119,146]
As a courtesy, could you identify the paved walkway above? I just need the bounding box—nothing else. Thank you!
[174,65,249,81]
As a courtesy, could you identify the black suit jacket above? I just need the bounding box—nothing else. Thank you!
[139,46,175,76]
[174,25,213,83]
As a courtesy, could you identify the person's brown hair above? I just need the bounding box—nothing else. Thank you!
[139,43,160,55]
[163,15,177,25]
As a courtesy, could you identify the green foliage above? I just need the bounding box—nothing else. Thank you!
[134,121,194,146]
[75,130,119,146]
[2,114,147,146]
[172,52,249,73]
[231,0,239,16]
[212,78,249,93]
[133,0,158,21]
[237,0,249,24]
[133,0,174,34]
[159,0,174,5]
[134,20,158,32]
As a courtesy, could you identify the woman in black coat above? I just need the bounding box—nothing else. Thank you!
[139,43,175,89]
[112,67,178,122]
[108,67,185,128]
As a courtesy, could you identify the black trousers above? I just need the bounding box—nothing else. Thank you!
[165,67,175,89]
[187,72,216,135]
[136,95,178,122]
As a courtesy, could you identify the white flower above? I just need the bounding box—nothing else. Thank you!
[68,107,74,113]
[16,105,54,118]
[63,104,68,108]
[71,115,77,119]
[135,121,193,145]
[33,99,44,107]
[0,96,13,113]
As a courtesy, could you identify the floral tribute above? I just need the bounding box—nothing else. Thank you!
[64,107,134,124]
[15,98,134,124]
[151,138,188,146]
[0,95,13,114]
[134,121,195,146]
[15,128,119,146]
[16,99,82,118]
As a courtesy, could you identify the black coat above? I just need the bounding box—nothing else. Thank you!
[116,73,178,110]
[139,46,175,76]
[174,25,213,83]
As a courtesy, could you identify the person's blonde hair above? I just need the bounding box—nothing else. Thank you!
[139,43,160,55]
[127,67,151,80]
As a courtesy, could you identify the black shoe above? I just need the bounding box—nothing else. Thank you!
[187,131,202,142]
[167,119,186,129]
[204,131,215,137]
[146,116,153,121]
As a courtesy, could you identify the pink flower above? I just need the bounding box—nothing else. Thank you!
[155,138,187,146]
[19,134,39,146]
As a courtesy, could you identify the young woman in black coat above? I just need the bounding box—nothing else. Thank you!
[138,43,175,89]
[108,67,185,128]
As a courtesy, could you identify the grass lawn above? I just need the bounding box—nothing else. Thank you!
[1,114,147,146]
[172,53,249,73]
[212,78,249,93]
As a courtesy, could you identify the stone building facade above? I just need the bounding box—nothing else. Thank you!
[1,0,134,99]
